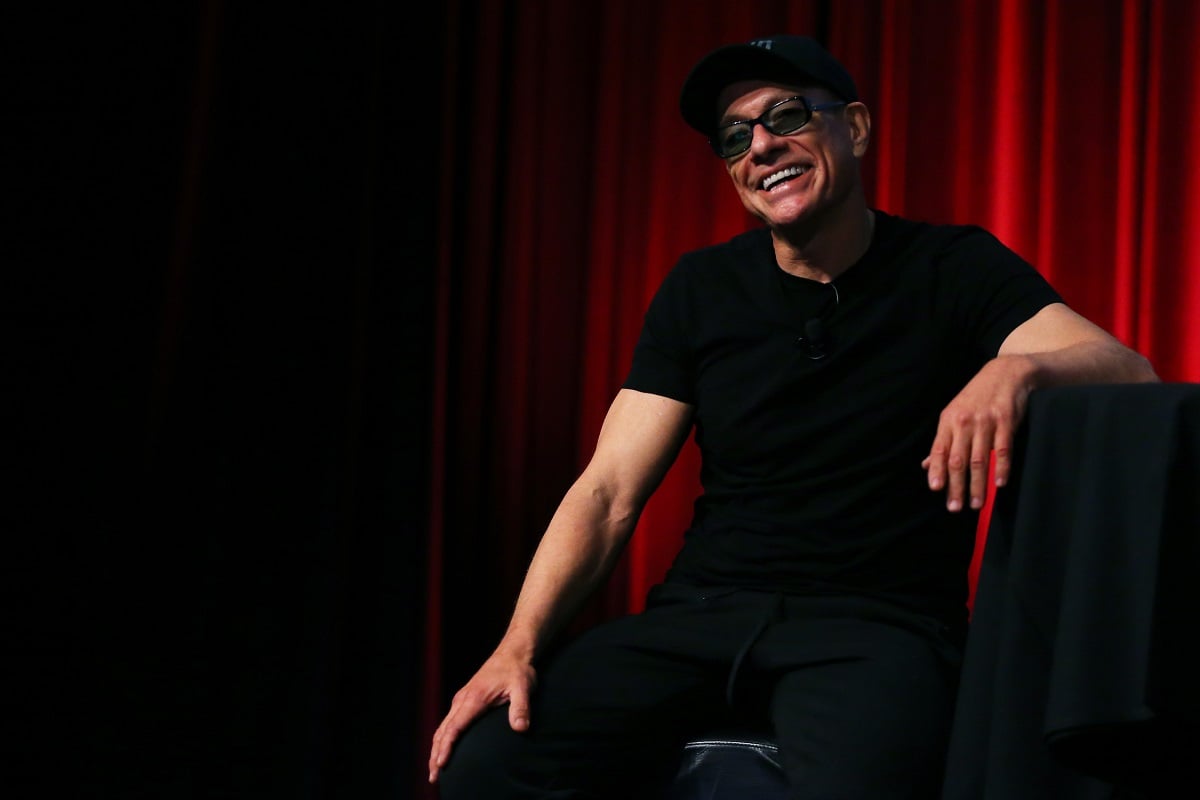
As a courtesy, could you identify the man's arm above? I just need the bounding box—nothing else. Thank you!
[428,388,694,783]
[923,302,1159,512]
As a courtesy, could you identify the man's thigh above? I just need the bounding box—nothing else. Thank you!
[440,595,760,799]
[757,616,961,799]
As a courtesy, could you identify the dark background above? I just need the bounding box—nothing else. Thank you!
[12,2,438,797]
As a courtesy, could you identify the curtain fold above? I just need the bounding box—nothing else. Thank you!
[422,2,1200,794]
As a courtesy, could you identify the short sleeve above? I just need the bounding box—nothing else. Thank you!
[938,227,1064,358]
[622,261,696,403]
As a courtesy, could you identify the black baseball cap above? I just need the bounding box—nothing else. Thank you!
[679,35,859,136]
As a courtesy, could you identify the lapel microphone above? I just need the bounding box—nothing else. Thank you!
[799,317,827,360]
[796,282,836,360]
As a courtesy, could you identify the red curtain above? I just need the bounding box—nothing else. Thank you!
[420,1,1200,794]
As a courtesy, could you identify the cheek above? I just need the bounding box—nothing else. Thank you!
[824,143,855,171]
[728,163,754,192]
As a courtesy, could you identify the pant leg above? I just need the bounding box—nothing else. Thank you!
[752,613,962,800]
[438,589,760,800]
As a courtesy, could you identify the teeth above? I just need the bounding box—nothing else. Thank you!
[762,166,806,190]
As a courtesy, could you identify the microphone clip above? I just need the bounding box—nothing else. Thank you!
[797,317,828,360]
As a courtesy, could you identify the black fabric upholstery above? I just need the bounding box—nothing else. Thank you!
[943,383,1200,799]
[665,728,788,799]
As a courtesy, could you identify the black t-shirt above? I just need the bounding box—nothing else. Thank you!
[622,210,1063,626]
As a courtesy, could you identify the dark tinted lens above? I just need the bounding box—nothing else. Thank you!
[765,99,812,135]
[714,123,752,157]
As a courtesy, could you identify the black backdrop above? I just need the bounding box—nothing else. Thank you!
[12,2,438,797]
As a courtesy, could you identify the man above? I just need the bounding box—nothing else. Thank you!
[429,34,1158,798]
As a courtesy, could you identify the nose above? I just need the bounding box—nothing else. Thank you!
[748,120,787,155]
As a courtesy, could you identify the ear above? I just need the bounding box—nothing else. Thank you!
[845,102,871,158]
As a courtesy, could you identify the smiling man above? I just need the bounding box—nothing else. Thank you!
[429,35,1158,799]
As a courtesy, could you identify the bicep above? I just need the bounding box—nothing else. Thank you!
[583,388,695,508]
[998,302,1121,356]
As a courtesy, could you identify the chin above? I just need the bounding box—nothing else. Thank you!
[762,203,815,227]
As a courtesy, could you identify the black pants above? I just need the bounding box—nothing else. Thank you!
[438,587,964,800]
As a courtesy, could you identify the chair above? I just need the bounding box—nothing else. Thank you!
[665,724,788,800]
[943,384,1200,799]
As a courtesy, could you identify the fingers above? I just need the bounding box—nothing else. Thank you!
[925,415,1011,512]
[966,425,993,510]
[944,426,971,511]
[989,418,1013,488]
[508,686,530,732]
[428,691,482,783]
[992,447,1011,487]
[922,442,947,494]
[428,671,536,784]
[926,356,1030,509]
[427,709,460,783]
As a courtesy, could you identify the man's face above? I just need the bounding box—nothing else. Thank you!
[715,80,869,230]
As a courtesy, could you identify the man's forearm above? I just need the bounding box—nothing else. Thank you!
[494,483,639,663]
[1021,339,1159,389]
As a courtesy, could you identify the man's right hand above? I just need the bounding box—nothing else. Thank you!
[427,651,537,784]
[425,391,693,784]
